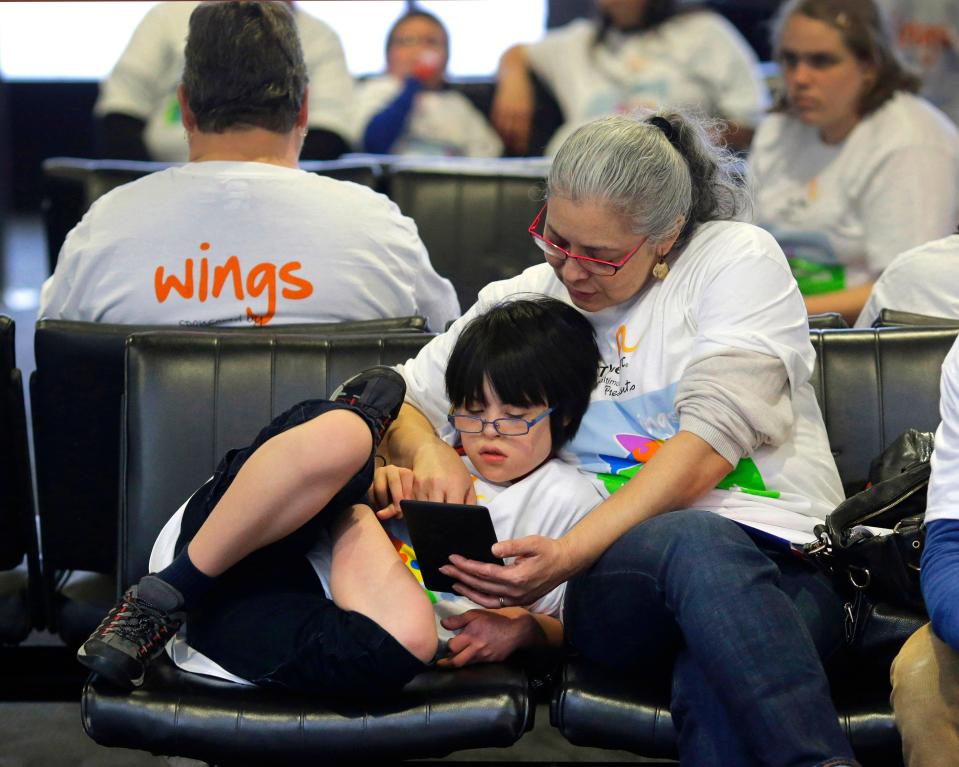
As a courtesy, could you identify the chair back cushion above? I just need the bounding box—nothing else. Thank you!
[120,330,434,586]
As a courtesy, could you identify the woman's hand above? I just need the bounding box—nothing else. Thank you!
[491,46,535,154]
[439,534,573,607]
[369,465,414,520]
[411,439,477,504]
[436,608,537,668]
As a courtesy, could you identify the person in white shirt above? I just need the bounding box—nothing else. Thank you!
[491,0,769,155]
[40,1,458,331]
[353,9,502,157]
[385,110,858,765]
[890,334,959,767]
[77,297,604,693]
[855,231,959,327]
[95,1,353,161]
[879,0,959,127]
[750,0,959,324]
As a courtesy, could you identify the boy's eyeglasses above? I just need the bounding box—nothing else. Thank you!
[528,203,647,277]
[448,407,554,436]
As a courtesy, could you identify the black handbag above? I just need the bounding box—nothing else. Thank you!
[803,429,933,641]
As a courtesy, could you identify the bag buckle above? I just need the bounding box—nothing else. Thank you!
[847,565,871,590]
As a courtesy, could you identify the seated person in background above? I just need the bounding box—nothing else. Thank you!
[40,1,458,331]
[352,10,503,157]
[492,0,769,155]
[890,334,959,767]
[879,0,959,128]
[76,297,604,692]
[94,1,354,161]
[750,0,959,325]
[855,229,959,327]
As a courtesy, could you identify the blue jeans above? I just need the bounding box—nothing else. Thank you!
[563,509,858,767]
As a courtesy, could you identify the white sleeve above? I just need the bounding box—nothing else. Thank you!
[387,210,460,332]
[456,97,504,158]
[298,13,355,142]
[690,230,815,395]
[348,77,401,146]
[859,145,959,276]
[95,4,180,119]
[38,214,93,321]
[854,284,883,328]
[927,338,959,524]
[524,21,591,96]
[693,15,770,125]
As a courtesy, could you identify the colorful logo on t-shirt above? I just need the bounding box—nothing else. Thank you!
[153,241,315,325]
[615,324,639,355]
[390,535,438,604]
[569,382,781,499]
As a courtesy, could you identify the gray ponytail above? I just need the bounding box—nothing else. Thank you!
[547,110,751,253]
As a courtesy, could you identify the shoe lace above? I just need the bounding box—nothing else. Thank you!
[98,595,181,656]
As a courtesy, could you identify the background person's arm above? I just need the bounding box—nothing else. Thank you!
[804,283,875,326]
[491,45,535,155]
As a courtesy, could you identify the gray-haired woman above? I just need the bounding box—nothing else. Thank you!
[386,110,859,765]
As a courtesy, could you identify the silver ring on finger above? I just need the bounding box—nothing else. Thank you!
[499,596,506,608]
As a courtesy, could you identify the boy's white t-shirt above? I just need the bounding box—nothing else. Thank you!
[926,335,959,525]
[352,76,503,158]
[855,234,959,328]
[149,455,602,683]
[95,2,355,161]
[399,221,845,544]
[750,92,959,292]
[525,13,769,155]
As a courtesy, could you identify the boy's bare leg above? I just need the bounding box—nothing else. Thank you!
[188,409,372,577]
[329,504,438,664]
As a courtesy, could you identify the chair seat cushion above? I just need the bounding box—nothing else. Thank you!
[552,654,907,767]
[83,656,532,763]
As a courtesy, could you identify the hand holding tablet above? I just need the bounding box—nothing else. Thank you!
[400,500,504,593]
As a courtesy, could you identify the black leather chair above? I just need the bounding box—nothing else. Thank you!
[82,330,533,763]
[873,308,959,329]
[41,157,383,273]
[0,316,42,644]
[387,159,549,310]
[31,317,427,648]
[553,326,959,767]
[808,311,849,329]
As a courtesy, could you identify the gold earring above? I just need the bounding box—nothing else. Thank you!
[652,255,669,280]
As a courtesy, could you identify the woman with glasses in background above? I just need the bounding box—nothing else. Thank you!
[750,0,959,325]
[386,110,860,766]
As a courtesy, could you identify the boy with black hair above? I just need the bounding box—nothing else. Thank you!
[78,296,603,691]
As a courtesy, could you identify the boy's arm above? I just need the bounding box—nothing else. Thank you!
[437,607,562,668]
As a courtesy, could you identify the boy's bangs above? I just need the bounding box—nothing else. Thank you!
[448,337,547,410]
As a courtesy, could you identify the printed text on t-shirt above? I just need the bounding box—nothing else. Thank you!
[153,242,314,325]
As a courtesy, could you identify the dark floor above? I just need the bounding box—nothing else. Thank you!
[0,215,664,765]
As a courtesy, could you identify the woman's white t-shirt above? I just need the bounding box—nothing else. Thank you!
[751,92,959,293]
[525,12,770,154]
[399,221,845,544]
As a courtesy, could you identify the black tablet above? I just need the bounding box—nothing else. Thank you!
[399,500,503,593]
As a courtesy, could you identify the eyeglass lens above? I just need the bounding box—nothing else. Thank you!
[450,415,531,435]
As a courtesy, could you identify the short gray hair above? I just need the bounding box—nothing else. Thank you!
[547,110,751,253]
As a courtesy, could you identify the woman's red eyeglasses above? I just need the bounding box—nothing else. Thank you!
[528,203,647,276]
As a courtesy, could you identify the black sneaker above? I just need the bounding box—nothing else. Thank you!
[76,575,185,689]
[330,366,406,447]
